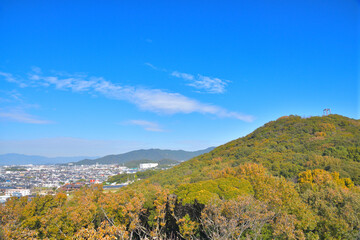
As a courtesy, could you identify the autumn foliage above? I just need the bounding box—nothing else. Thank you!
[1,115,360,239]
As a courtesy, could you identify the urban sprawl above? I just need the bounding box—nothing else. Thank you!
[0,163,159,203]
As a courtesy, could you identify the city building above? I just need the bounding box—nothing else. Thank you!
[5,188,31,197]
[139,163,158,169]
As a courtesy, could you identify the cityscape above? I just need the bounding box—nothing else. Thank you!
[0,162,161,203]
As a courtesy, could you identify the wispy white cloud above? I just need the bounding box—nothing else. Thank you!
[171,71,194,81]
[2,68,253,122]
[0,72,27,88]
[189,75,228,94]
[0,90,50,124]
[0,90,24,103]
[144,62,167,72]
[145,62,158,70]
[0,72,18,83]
[0,109,53,124]
[8,90,23,102]
[31,66,42,74]
[29,73,96,92]
[145,63,229,94]
[171,71,228,94]
[129,88,253,122]
[125,120,164,132]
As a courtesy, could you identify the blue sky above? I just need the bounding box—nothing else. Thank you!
[0,0,358,157]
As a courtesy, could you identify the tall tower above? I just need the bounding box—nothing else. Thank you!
[323,108,331,116]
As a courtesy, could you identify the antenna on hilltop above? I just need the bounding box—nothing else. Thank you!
[323,108,331,116]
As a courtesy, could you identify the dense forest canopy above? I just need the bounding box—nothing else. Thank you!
[139,114,360,187]
[1,114,360,239]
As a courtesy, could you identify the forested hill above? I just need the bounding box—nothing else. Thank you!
[144,114,360,186]
[74,147,215,165]
[2,114,360,240]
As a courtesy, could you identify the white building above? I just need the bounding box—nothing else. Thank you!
[5,188,31,197]
[0,195,10,203]
[44,183,60,188]
[139,163,158,169]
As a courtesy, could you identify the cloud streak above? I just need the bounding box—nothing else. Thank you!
[0,91,52,124]
[144,62,167,72]
[171,71,194,81]
[171,71,228,94]
[0,72,27,88]
[0,109,53,124]
[145,63,229,94]
[126,120,164,132]
[1,68,254,122]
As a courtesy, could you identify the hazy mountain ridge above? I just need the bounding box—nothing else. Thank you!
[74,147,215,165]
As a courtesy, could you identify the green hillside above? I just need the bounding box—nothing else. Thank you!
[2,114,360,240]
[143,114,360,187]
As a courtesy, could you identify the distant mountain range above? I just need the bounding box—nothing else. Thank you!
[0,154,98,165]
[73,147,215,165]
[0,147,215,166]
